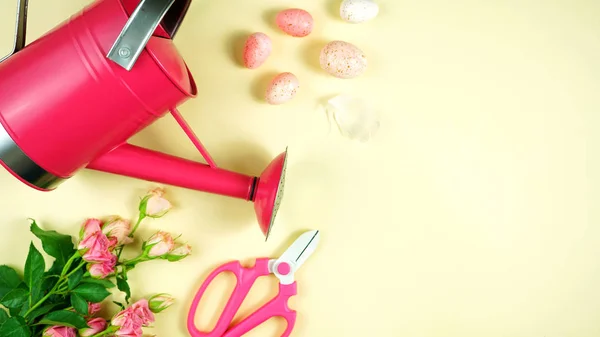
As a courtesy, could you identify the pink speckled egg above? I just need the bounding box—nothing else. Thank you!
[265,72,299,105]
[243,32,272,69]
[319,41,368,79]
[276,9,314,37]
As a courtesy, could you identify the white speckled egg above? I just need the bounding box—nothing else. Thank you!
[265,72,299,105]
[319,41,367,79]
[340,0,379,23]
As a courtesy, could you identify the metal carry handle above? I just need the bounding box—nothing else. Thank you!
[1,0,29,63]
[107,0,191,71]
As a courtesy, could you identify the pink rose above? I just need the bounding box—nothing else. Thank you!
[112,299,155,336]
[79,318,107,336]
[108,236,119,249]
[111,308,131,327]
[89,254,117,279]
[43,326,76,337]
[79,231,112,263]
[143,188,172,217]
[102,218,133,248]
[145,231,175,257]
[148,293,175,313]
[88,302,102,316]
[166,244,192,262]
[112,308,144,337]
[79,219,103,240]
[130,299,155,326]
[78,220,113,264]
[114,317,143,337]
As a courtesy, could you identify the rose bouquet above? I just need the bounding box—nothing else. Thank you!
[0,188,191,337]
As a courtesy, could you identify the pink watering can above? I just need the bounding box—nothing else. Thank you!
[0,0,287,240]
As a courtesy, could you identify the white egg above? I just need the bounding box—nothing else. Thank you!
[320,41,367,79]
[340,0,379,23]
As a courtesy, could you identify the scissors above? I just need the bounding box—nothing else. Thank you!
[187,230,321,337]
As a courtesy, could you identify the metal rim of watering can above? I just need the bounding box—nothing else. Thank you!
[0,0,28,63]
[0,123,66,191]
[0,0,65,190]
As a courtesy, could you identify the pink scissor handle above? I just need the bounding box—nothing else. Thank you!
[188,258,297,337]
[222,282,298,337]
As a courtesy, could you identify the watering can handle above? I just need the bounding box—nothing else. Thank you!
[0,0,28,63]
[107,0,177,71]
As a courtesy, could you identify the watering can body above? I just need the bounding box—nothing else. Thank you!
[0,0,287,239]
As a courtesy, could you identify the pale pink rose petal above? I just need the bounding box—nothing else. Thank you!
[43,326,77,337]
[130,299,155,326]
[89,254,117,279]
[102,218,133,248]
[148,293,175,313]
[145,196,172,217]
[88,302,102,316]
[113,308,144,337]
[166,244,192,262]
[79,318,107,336]
[115,318,143,337]
[80,219,103,240]
[146,231,175,257]
[79,231,113,264]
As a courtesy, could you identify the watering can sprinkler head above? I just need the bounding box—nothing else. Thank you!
[251,149,288,239]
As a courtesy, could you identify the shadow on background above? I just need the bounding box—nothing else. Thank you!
[185,140,274,234]
[278,157,344,233]
[302,39,328,74]
[227,30,253,67]
[262,7,286,32]
[251,71,279,102]
[327,0,343,20]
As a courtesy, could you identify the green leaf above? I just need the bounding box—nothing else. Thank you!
[68,267,84,290]
[40,274,57,296]
[25,303,58,321]
[39,310,88,329]
[1,286,28,309]
[72,283,111,303]
[17,302,30,317]
[0,266,22,299]
[29,326,44,337]
[0,308,9,325]
[80,278,115,289]
[23,243,44,305]
[116,276,131,304]
[0,317,31,337]
[70,293,88,316]
[30,220,75,271]
[112,301,125,311]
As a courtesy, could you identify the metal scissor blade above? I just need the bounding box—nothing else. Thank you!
[279,230,320,270]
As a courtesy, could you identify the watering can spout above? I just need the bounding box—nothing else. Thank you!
[87,108,287,240]
[87,144,288,239]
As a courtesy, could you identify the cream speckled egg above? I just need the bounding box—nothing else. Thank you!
[340,0,379,23]
[265,72,299,105]
[319,41,367,79]
[243,32,272,69]
[276,9,314,37]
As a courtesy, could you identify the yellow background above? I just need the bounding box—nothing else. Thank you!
[1,0,599,336]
